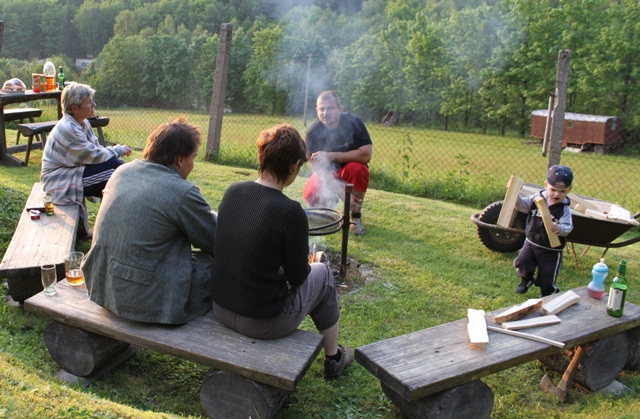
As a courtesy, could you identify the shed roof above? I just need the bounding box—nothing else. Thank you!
[531,110,619,123]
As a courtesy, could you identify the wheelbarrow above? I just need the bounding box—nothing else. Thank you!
[470,184,640,259]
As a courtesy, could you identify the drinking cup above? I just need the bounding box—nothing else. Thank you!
[43,192,54,216]
[41,264,57,296]
[64,251,85,287]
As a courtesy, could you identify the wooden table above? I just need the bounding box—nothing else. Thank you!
[0,90,62,166]
[356,287,640,401]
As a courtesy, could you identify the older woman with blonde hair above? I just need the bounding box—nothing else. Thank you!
[211,124,352,380]
[41,83,131,237]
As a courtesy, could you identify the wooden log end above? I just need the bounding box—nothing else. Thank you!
[381,380,494,419]
[44,321,130,377]
[200,370,289,419]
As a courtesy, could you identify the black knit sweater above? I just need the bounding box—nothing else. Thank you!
[211,181,311,318]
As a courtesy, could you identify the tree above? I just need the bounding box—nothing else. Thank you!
[243,25,289,114]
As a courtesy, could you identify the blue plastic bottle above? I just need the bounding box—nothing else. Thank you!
[588,258,608,299]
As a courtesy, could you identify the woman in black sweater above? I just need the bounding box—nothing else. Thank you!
[211,124,352,379]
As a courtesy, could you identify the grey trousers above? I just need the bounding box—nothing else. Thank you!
[212,262,339,339]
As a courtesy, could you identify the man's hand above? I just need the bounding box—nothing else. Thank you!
[309,151,334,164]
[122,145,132,157]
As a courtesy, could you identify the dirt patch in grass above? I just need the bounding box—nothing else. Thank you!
[315,248,377,296]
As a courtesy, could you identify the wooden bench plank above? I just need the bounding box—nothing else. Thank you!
[0,182,79,279]
[24,280,324,392]
[355,287,640,401]
[4,107,42,121]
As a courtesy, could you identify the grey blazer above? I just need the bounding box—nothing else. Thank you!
[83,159,217,324]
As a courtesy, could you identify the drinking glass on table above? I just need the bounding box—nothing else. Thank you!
[41,264,57,296]
[64,251,85,286]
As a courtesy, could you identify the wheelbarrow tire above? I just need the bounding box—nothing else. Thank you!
[477,201,528,253]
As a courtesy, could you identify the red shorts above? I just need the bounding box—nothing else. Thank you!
[303,162,369,207]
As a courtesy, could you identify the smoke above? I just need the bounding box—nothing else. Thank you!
[308,160,346,209]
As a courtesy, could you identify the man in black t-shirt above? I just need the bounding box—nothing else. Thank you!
[303,91,372,235]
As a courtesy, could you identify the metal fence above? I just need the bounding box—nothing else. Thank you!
[16,67,640,213]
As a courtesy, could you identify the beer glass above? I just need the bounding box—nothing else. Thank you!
[41,264,57,296]
[64,251,85,286]
[43,192,54,216]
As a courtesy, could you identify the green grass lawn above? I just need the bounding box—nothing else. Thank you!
[2,148,640,418]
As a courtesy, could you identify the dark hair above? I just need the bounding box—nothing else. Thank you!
[143,116,201,165]
[317,90,341,107]
[257,124,307,184]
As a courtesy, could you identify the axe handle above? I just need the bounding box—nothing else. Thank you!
[558,345,586,392]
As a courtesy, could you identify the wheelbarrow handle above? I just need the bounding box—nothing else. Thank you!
[470,212,527,235]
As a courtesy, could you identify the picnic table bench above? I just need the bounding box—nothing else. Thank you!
[355,287,640,419]
[0,182,79,303]
[24,279,324,419]
[17,116,110,166]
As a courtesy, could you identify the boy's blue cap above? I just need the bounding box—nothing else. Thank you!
[547,165,573,188]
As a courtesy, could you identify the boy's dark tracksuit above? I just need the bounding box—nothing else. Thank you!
[514,190,573,297]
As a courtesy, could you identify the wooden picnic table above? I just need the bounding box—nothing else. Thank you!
[0,90,62,166]
[356,287,640,417]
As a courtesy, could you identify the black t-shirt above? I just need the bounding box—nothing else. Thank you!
[305,113,372,170]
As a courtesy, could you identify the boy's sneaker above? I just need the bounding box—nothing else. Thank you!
[540,287,560,298]
[324,345,353,379]
[515,279,534,294]
[350,218,365,236]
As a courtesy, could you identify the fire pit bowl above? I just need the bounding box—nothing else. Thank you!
[305,207,343,236]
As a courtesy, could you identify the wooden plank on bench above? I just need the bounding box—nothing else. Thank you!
[24,280,324,392]
[355,287,640,401]
[0,182,79,301]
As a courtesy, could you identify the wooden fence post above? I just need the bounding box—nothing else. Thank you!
[0,21,4,55]
[205,23,233,161]
[547,50,571,168]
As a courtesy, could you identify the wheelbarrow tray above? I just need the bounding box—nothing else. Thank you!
[472,184,640,252]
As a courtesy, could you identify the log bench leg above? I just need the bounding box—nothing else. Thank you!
[539,333,630,391]
[44,321,137,382]
[381,380,494,419]
[200,370,289,419]
[624,326,640,371]
[7,275,46,304]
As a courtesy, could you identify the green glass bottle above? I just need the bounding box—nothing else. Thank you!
[58,66,65,90]
[607,260,628,317]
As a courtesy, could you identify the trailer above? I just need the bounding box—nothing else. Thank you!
[530,110,623,153]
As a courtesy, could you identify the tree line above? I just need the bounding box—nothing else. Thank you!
[0,0,639,136]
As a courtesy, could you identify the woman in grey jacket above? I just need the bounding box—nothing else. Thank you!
[82,116,217,324]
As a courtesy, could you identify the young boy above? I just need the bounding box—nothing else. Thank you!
[514,165,574,297]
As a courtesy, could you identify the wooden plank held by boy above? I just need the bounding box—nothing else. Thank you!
[497,175,524,228]
[533,196,562,248]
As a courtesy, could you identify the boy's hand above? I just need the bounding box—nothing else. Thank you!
[550,223,561,234]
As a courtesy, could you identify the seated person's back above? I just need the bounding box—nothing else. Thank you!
[82,116,217,324]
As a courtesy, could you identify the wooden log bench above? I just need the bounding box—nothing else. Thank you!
[16,117,110,166]
[0,182,80,303]
[355,287,640,419]
[24,279,324,419]
[3,107,43,144]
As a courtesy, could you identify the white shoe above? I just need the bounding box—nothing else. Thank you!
[350,218,365,236]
